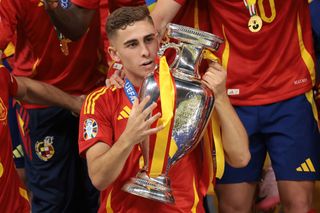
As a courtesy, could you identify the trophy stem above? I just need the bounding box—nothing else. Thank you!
[122,172,175,204]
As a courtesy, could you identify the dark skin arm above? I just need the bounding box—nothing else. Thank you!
[44,1,95,40]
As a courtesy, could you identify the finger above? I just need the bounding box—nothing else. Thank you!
[111,78,123,88]
[105,79,111,87]
[120,69,126,79]
[201,80,215,93]
[143,124,165,136]
[131,97,140,112]
[209,61,224,71]
[145,112,161,126]
[136,96,151,112]
[141,102,158,119]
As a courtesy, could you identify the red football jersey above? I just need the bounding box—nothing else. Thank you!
[0,0,106,108]
[208,0,315,105]
[174,0,210,32]
[79,86,206,213]
[175,0,315,106]
[0,66,30,213]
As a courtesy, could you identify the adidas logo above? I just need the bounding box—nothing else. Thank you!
[117,106,131,120]
[296,158,315,172]
[13,144,24,159]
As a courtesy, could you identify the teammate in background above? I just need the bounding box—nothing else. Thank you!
[311,0,320,211]
[0,0,105,211]
[0,52,83,213]
[79,6,250,212]
[151,0,320,213]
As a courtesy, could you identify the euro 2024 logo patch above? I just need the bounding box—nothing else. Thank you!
[35,136,55,161]
[84,118,98,140]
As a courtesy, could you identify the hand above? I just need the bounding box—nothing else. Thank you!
[201,62,227,101]
[105,69,125,88]
[121,96,164,146]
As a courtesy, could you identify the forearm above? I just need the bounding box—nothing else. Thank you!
[214,95,250,168]
[15,77,82,113]
[150,0,181,37]
[45,3,95,40]
[87,136,135,191]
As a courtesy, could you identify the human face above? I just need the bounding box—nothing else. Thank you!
[108,19,159,86]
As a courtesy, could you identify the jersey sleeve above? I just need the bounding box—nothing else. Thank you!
[71,0,100,9]
[0,0,19,50]
[0,66,18,96]
[78,87,113,157]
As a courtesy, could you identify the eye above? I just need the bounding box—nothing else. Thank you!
[145,36,155,44]
[126,41,138,48]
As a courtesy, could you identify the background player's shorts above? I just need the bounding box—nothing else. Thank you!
[15,105,99,212]
[217,93,320,184]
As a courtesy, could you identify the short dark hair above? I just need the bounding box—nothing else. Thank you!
[106,6,154,39]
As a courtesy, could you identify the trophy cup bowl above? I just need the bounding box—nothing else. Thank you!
[122,23,224,204]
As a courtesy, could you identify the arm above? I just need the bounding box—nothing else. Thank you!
[44,1,96,40]
[85,97,164,191]
[150,0,182,36]
[202,62,250,168]
[14,76,84,114]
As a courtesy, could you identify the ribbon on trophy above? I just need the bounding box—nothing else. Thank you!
[149,56,176,178]
[203,50,225,183]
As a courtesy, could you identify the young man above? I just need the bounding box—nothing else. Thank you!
[152,0,320,212]
[79,6,250,212]
[0,0,105,211]
[0,53,83,213]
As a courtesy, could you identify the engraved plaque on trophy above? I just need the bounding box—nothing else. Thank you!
[122,23,223,204]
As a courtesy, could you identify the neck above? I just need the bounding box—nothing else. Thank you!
[125,73,143,87]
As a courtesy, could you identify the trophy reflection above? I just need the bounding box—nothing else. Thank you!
[122,23,223,204]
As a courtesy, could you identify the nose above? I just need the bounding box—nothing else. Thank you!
[141,43,150,57]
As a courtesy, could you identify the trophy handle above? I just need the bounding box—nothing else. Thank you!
[157,42,182,70]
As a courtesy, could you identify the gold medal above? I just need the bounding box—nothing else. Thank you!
[248,15,263,32]
[60,38,71,56]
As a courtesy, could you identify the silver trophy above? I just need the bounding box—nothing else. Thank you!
[122,23,223,204]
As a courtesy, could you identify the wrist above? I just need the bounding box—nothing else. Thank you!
[214,93,230,106]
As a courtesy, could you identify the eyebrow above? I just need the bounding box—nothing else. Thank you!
[123,33,156,46]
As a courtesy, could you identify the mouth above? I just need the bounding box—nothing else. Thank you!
[142,60,153,66]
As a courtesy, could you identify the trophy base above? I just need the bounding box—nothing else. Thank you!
[122,172,175,204]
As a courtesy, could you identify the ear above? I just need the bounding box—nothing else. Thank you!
[108,46,121,62]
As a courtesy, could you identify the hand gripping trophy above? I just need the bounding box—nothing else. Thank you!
[122,23,223,204]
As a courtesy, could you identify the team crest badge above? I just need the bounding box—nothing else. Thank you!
[84,118,98,140]
[35,136,55,161]
[0,98,7,121]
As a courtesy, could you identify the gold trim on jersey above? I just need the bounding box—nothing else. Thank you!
[297,15,315,85]
[221,26,230,71]
[84,87,108,115]
[191,176,200,213]
[106,189,114,213]
[19,187,29,201]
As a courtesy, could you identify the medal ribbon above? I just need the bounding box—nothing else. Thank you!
[149,56,176,177]
[124,78,138,105]
[243,0,257,16]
